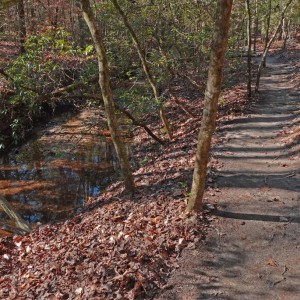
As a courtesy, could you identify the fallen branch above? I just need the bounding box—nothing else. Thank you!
[115,103,165,145]
[2,67,164,145]
[0,68,40,94]
[176,71,205,93]
[0,67,98,101]
[0,195,32,233]
[168,91,197,118]
[58,93,165,145]
[50,75,98,97]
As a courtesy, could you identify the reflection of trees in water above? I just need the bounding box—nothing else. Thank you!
[0,135,122,226]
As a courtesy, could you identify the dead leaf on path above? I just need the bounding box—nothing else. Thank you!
[266,258,278,267]
[75,287,83,295]
[226,151,234,155]
[259,186,271,192]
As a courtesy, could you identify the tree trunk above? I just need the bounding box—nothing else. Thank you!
[30,7,36,32]
[255,0,294,93]
[75,0,85,47]
[253,0,258,53]
[111,0,173,141]
[153,34,198,118]
[0,195,32,233]
[282,17,288,49]
[17,0,26,53]
[246,0,252,98]
[262,0,272,68]
[187,0,233,212]
[80,0,135,193]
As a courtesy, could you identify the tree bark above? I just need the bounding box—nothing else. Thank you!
[17,0,26,53]
[262,0,272,68]
[255,0,294,93]
[246,0,252,98]
[187,0,233,212]
[111,0,173,141]
[30,7,36,32]
[80,0,135,192]
[253,0,258,53]
[282,17,288,49]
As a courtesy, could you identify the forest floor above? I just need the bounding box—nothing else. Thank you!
[158,51,300,299]
[0,46,299,300]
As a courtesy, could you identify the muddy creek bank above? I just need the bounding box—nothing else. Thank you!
[0,109,131,234]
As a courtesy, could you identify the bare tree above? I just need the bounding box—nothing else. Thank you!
[187,0,233,212]
[111,0,173,141]
[80,0,135,192]
[262,0,272,68]
[17,0,26,53]
[255,0,294,93]
[253,0,258,53]
[246,0,252,98]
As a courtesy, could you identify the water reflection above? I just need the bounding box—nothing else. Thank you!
[0,109,129,229]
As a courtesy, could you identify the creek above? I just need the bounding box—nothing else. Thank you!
[0,109,130,235]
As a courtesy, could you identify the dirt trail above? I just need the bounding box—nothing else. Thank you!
[158,54,300,300]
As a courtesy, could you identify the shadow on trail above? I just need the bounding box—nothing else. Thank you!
[180,230,300,300]
[217,172,300,192]
[213,210,300,223]
[218,114,299,131]
[184,55,300,300]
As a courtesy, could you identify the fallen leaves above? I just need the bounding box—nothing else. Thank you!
[0,57,253,299]
[0,193,205,299]
[266,258,278,267]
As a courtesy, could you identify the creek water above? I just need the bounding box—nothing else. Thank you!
[0,109,129,234]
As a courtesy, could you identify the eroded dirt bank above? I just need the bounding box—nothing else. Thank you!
[157,53,300,299]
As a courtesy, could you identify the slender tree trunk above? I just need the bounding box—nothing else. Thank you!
[80,0,135,192]
[187,0,233,212]
[30,8,36,32]
[278,23,283,40]
[76,0,86,47]
[253,0,258,53]
[255,0,294,93]
[236,17,245,58]
[246,0,252,98]
[287,19,291,39]
[111,0,173,141]
[282,17,288,49]
[52,6,59,28]
[262,0,272,67]
[17,0,26,53]
[153,34,198,118]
